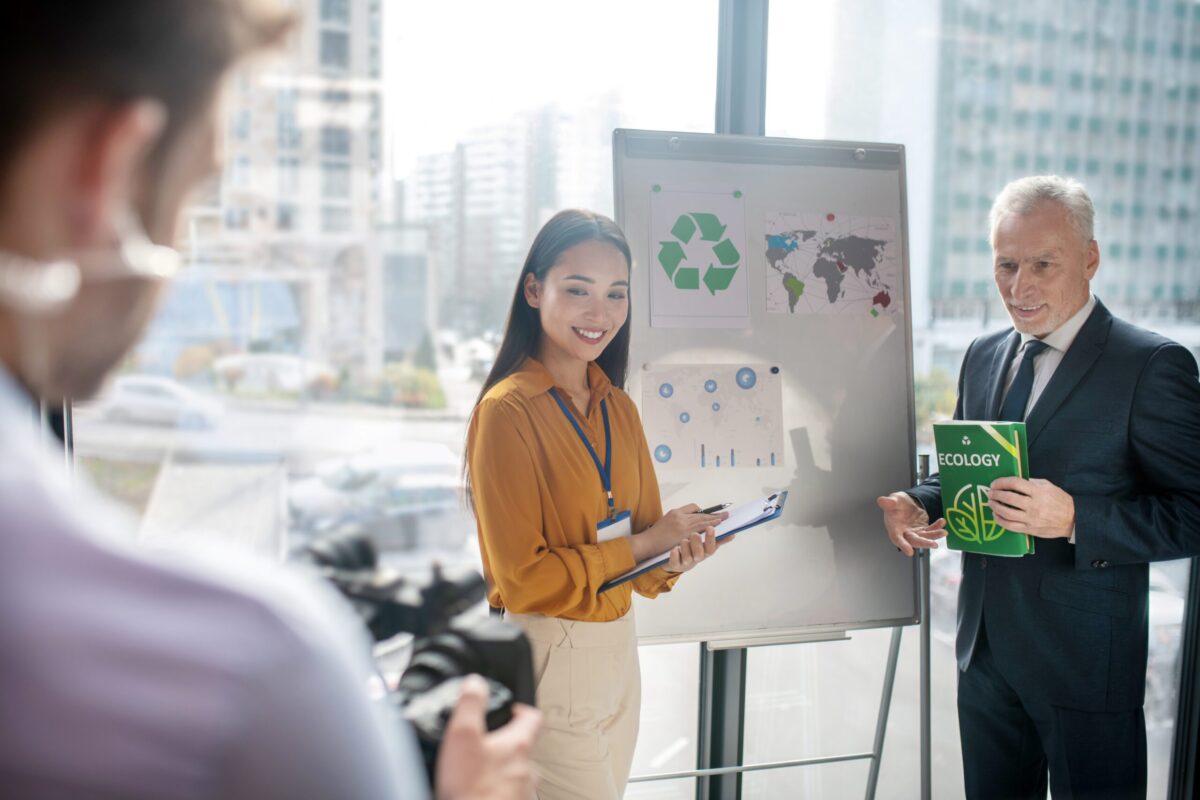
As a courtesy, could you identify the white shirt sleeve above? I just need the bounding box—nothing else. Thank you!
[0,376,432,800]
[215,626,429,800]
[181,552,432,800]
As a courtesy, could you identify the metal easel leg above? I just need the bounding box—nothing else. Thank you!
[865,627,903,799]
[919,549,932,800]
[864,546,932,799]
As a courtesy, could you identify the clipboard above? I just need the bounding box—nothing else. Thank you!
[599,490,789,593]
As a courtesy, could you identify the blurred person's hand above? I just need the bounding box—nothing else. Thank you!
[435,674,541,800]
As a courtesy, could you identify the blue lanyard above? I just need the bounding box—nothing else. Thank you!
[548,388,614,517]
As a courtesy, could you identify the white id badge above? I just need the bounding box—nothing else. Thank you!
[596,510,632,543]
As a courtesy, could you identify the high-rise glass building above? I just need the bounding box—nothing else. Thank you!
[162,0,396,374]
[930,0,1200,342]
[406,100,619,334]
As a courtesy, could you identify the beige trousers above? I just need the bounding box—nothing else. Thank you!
[507,611,640,800]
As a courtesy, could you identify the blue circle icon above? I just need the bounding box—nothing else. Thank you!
[679,412,690,423]
[653,445,672,463]
[712,402,721,412]
[704,379,718,393]
[658,383,674,398]
[736,367,757,389]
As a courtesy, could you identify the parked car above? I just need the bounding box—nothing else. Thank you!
[96,375,222,428]
[288,441,472,553]
[461,337,496,381]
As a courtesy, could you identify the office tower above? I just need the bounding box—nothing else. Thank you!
[158,0,412,378]
[406,98,620,335]
[930,0,1200,344]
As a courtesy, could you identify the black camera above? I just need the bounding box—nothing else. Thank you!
[295,532,534,778]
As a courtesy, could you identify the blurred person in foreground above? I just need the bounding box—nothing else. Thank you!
[878,175,1200,799]
[0,2,538,798]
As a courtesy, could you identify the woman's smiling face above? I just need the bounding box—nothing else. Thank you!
[524,239,630,368]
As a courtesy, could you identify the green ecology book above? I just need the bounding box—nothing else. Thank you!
[931,421,1034,557]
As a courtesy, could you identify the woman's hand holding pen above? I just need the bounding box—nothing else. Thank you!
[630,504,731,569]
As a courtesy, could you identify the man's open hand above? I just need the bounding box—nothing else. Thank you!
[877,492,947,556]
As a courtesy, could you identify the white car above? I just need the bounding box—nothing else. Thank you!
[98,375,223,428]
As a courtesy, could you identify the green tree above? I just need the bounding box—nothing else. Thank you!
[413,330,437,370]
[380,362,446,409]
[914,368,957,446]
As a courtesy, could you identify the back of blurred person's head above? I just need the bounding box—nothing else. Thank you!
[0,0,292,403]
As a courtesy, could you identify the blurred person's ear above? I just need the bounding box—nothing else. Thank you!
[69,100,165,250]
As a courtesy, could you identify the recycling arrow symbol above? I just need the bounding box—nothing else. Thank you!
[657,212,740,295]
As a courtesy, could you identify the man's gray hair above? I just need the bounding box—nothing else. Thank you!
[989,175,1095,246]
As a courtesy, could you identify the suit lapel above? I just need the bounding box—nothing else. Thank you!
[1025,302,1112,447]
[985,331,1021,419]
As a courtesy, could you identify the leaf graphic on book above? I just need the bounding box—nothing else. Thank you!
[946,484,984,543]
[946,507,980,542]
[976,485,1005,542]
[947,484,1006,544]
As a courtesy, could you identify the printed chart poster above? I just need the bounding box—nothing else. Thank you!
[649,188,749,328]
[764,211,901,318]
[641,364,783,471]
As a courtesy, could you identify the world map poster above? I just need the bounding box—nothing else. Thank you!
[764,211,901,318]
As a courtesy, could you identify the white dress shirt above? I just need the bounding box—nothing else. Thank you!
[999,293,1097,419]
[0,367,427,799]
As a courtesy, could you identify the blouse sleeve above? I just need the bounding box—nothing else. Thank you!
[468,397,636,616]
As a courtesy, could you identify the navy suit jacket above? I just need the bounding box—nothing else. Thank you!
[909,299,1200,712]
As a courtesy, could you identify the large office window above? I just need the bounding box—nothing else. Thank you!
[320,0,349,24]
[70,1,1197,797]
[319,29,350,70]
[320,125,352,156]
[320,162,351,199]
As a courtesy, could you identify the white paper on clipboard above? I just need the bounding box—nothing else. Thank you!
[599,490,788,593]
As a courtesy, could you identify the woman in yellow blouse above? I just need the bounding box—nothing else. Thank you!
[466,209,730,799]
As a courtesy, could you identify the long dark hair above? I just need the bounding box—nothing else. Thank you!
[464,209,633,507]
[478,209,633,403]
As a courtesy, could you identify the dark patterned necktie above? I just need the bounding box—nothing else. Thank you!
[998,340,1050,422]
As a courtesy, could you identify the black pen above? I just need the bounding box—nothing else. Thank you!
[700,503,732,515]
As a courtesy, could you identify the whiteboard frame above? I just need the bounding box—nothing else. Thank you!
[613,128,921,645]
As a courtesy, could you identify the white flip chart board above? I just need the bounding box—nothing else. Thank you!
[614,130,919,644]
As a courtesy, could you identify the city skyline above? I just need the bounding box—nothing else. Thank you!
[167,0,1200,380]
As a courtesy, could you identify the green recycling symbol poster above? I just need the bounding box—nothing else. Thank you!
[649,187,749,328]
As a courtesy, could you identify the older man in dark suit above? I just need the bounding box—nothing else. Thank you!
[878,175,1200,799]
